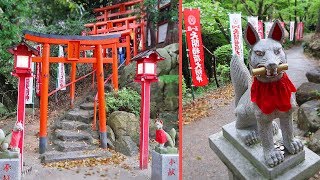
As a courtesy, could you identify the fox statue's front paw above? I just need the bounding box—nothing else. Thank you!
[284,138,304,154]
[244,131,259,146]
[264,149,284,167]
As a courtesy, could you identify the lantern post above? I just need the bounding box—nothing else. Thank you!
[133,50,164,170]
[8,42,39,172]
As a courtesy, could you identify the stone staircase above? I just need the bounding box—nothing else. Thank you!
[41,101,112,163]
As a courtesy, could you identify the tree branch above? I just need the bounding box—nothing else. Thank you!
[239,0,254,16]
[214,17,230,42]
[278,13,290,33]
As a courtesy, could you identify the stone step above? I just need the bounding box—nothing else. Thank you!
[56,120,90,130]
[80,102,95,110]
[40,149,112,163]
[54,140,95,152]
[65,108,94,123]
[55,129,93,143]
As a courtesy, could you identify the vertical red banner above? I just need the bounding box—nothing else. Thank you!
[258,20,264,39]
[183,8,208,87]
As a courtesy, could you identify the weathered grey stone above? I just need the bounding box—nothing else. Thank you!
[310,39,320,51]
[297,100,320,131]
[114,136,138,156]
[55,129,93,143]
[57,120,90,130]
[108,111,140,144]
[156,48,172,76]
[151,150,179,180]
[54,140,93,152]
[65,108,94,123]
[169,52,178,69]
[0,157,21,180]
[163,82,179,111]
[40,150,112,163]
[80,102,95,110]
[222,121,305,178]
[306,67,320,84]
[296,82,320,106]
[209,131,320,180]
[118,61,136,88]
[309,129,320,153]
[169,66,178,75]
[107,125,115,142]
[163,43,179,54]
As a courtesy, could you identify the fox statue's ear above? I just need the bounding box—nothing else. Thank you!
[244,22,260,48]
[268,20,284,43]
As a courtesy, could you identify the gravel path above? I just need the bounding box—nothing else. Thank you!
[182,45,319,179]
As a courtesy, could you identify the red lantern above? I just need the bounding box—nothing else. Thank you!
[133,50,164,82]
[8,42,39,76]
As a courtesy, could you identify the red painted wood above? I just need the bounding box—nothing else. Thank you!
[139,80,151,169]
[17,76,26,172]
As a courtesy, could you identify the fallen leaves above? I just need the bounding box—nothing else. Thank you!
[183,84,234,125]
[44,150,126,169]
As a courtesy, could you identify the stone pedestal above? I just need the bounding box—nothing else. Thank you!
[151,150,179,180]
[209,121,320,179]
[0,153,21,180]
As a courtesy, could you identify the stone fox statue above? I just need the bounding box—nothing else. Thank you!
[230,20,303,167]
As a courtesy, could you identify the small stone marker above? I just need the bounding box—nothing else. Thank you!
[151,151,179,180]
[0,156,21,180]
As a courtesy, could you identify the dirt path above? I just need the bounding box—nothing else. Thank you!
[182,45,319,180]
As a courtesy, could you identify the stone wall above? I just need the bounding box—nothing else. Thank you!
[297,67,320,153]
[118,43,179,128]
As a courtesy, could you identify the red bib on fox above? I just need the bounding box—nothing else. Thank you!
[251,73,296,114]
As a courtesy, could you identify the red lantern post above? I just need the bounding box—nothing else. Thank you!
[8,42,39,172]
[133,50,164,169]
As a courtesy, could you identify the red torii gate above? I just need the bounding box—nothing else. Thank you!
[22,30,120,153]
[85,0,146,57]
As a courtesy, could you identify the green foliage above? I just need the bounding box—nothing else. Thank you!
[159,75,178,83]
[216,64,231,83]
[213,44,249,83]
[0,103,8,117]
[106,88,141,116]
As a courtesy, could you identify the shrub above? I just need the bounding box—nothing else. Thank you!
[214,44,249,66]
[105,88,141,116]
[214,44,249,83]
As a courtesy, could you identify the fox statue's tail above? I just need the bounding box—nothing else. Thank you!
[230,55,252,106]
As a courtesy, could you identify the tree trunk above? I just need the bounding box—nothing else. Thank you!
[164,20,179,45]
[164,0,179,45]
[147,20,157,48]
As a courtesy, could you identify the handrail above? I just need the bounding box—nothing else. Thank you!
[48,69,96,96]
[92,59,127,130]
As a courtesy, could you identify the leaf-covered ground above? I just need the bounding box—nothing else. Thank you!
[183,84,234,125]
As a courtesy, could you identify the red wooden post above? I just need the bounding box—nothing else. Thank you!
[133,50,164,170]
[95,44,108,148]
[112,43,119,91]
[70,62,76,107]
[139,79,151,169]
[126,35,131,65]
[39,43,50,154]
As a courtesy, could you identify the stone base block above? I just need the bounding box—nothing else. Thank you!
[151,151,179,180]
[209,131,320,179]
[0,156,21,180]
[222,121,305,178]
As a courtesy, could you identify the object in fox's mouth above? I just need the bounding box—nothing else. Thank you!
[252,63,288,76]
